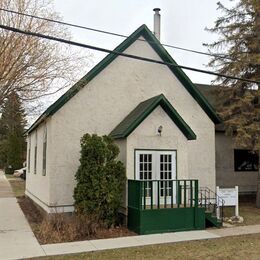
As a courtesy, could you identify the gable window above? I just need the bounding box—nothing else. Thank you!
[234,149,259,172]
[34,130,37,174]
[42,126,47,176]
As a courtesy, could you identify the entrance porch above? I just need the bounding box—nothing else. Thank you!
[127,179,221,234]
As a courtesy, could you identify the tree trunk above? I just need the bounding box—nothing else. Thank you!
[256,150,260,208]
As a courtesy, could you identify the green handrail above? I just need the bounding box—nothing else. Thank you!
[128,179,199,210]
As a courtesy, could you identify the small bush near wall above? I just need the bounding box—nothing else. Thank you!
[38,213,99,244]
[74,134,126,226]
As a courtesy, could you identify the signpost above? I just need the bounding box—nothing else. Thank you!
[217,186,239,216]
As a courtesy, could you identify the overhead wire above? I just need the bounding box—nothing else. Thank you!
[0,23,259,84]
[0,7,232,61]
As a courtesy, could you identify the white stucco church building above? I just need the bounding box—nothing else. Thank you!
[25,12,223,233]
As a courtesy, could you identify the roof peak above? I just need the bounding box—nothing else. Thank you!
[27,24,220,134]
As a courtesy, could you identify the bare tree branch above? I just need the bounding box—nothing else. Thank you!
[0,0,91,107]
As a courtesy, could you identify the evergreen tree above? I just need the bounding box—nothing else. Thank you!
[204,0,260,206]
[74,134,126,226]
[0,92,26,173]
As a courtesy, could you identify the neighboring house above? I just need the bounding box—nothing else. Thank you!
[197,84,259,195]
[26,24,222,234]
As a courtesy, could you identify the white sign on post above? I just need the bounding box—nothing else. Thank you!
[217,186,239,216]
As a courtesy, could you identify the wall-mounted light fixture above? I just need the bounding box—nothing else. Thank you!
[157,125,163,136]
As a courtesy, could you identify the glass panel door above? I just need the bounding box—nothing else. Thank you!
[136,151,154,206]
[159,152,176,205]
[135,150,177,208]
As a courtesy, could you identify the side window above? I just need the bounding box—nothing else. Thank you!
[234,149,259,171]
[27,136,31,173]
[34,130,37,174]
[42,126,47,176]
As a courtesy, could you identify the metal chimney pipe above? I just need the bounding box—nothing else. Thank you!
[153,8,161,41]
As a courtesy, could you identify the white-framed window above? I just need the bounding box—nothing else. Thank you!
[135,150,176,181]
[34,130,37,174]
[27,136,31,173]
[42,125,47,176]
[160,154,173,197]
[137,152,153,197]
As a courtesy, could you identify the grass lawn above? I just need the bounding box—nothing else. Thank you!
[37,234,260,260]
[5,174,25,197]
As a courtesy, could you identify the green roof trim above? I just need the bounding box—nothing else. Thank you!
[27,24,221,134]
[110,94,196,140]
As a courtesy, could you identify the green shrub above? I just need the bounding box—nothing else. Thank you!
[74,134,126,226]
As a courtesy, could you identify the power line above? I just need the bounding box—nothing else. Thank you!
[1,24,259,85]
[0,7,231,61]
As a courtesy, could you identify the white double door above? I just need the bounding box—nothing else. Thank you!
[135,150,177,206]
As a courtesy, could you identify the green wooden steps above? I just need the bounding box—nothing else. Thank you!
[205,211,222,228]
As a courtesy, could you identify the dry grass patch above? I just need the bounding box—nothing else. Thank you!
[223,202,260,225]
[38,213,100,244]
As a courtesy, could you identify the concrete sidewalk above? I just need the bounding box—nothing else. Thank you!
[0,171,14,198]
[42,230,220,256]
[210,224,260,237]
[42,224,260,257]
[0,170,45,260]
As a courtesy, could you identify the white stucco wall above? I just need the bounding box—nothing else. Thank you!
[26,120,51,211]
[28,35,216,211]
[188,120,215,191]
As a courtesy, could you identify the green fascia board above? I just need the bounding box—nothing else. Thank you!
[142,31,221,125]
[110,94,196,140]
[27,24,220,134]
[27,24,149,134]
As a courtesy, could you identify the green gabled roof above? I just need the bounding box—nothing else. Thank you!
[110,94,196,140]
[27,24,221,134]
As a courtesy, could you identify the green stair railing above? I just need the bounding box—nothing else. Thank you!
[128,179,199,210]
[199,187,225,223]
